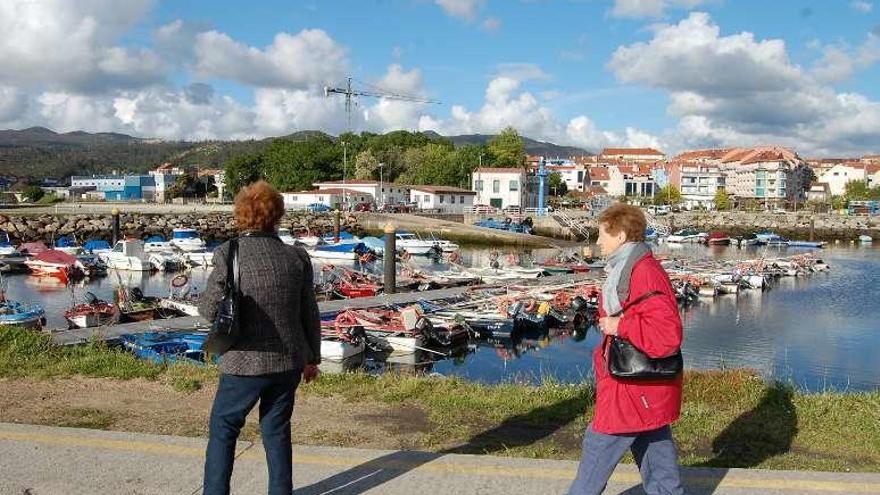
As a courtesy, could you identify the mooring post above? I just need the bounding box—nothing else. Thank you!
[810,217,815,241]
[669,214,675,234]
[334,209,341,243]
[384,223,397,294]
[111,208,120,245]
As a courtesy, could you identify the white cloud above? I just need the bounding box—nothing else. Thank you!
[193,29,349,89]
[494,63,552,82]
[0,0,164,92]
[851,1,873,13]
[610,0,709,19]
[435,0,486,21]
[609,12,880,155]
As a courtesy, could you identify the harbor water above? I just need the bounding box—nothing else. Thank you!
[3,242,879,392]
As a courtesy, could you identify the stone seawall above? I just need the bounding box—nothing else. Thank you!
[662,212,879,241]
[0,212,360,243]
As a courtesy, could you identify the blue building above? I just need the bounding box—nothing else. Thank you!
[70,174,156,201]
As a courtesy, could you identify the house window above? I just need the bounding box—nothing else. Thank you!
[509,180,519,191]
[423,195,429,203]
[474,180,483,191]
[460,195,465,203]
[493,180,500,193]
[439,195,445,203]
[291,196,298,201]
[450,195,455,204]
[318,196,324,201]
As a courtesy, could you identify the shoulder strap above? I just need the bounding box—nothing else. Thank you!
[227,238,240,293]
[609,290,664,317]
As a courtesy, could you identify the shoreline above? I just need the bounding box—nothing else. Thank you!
[1,326,878,473]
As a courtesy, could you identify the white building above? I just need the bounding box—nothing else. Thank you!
[70,175,125,190]
[667,161,725,209]
[149,163,185,203]
[719,147,808,205]
[409,185,475,214]
[546,164,588,192]
[282,188,373,210]
[817,163,871,196]
[313,179,409,208]
[471,168,543,209]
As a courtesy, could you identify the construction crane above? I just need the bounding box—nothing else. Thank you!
[324,77,441,132]
[323,76,441,209]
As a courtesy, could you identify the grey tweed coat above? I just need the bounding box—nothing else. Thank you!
[198,234,322,375]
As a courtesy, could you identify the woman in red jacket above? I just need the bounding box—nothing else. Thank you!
[568,204,684,495]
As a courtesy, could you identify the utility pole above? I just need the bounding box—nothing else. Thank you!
[342,141,347,211]
[379,162,384,208]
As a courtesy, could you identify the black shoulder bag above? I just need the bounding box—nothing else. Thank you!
[606,290,683,380]
[205,238,240,355]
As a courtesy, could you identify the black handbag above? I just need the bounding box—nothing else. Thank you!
[205,238,240,355]
[606,290,683,380]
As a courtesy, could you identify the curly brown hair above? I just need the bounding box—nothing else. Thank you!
[597,203,647,242]
[234,180,284,232]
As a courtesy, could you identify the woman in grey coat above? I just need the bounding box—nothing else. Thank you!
[199,180,321,495]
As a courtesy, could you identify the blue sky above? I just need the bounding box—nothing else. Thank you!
[1,0,878,156]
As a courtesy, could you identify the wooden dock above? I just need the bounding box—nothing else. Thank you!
[48,273,596,346]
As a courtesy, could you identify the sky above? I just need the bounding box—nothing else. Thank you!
[1,0,879,157]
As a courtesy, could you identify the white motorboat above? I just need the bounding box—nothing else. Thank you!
[101,239,156,272]
[53,235,83,256]
[307,242,368,261]
[470,266,544,282]
[183,251,214,267]
[859,235,873,243]
[666,228,706,243]
[159,297,200,316]
[393,231,442,256]
[278,228,297,246]
[320,338,366,361]
[425,233,460,252]
[144,235,174,252]
[170,228,206,252]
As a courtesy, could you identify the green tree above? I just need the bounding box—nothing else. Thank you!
[397,144,457,185]
[486,126,526,168]
[22,185,45,202]
[654,185,682,205]
[547,172,568,196]
[224,154,264,195]
[447,144,487,189]
[714,189,730,210]
[167,174,195,199]
[844,180,880,201]
[354,150,380,180]
[261,136,342,192]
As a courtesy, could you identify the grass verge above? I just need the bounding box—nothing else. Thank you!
[1,325,878,472]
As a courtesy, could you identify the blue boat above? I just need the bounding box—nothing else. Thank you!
[474,218,533,235]
[0,299,46,328]
[119,331,213,365]
[309,241,370,261]
[322,231,359,243]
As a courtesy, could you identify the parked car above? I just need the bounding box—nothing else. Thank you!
[354,202,373,212]
[381,203,411,213]
[307,203,332,213]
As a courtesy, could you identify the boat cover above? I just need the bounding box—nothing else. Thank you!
[33,249,78,265]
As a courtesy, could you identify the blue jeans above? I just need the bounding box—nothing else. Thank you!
[203,370,303,495]
[568,423,684,495]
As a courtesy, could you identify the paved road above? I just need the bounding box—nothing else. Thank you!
[1,423,878,495]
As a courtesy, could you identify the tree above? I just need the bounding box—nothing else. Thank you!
[397,144,457,186]
[714,189,730,210]
[654,185,682,205]
[843,180,880,201]
[225,154,264,195]
[22,185,45,202]
[448,144,486,189]
[547,172,568,196]
[167,174,195,199]
[354,150,380,180]
[486,126,526,168]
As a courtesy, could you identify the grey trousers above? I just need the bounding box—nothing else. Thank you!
[568,423,684,495]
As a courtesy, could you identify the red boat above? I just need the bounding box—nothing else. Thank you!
[705,231,732,245]
[64,293,117,328]
[337,279,380,298]
[24,250,85,282]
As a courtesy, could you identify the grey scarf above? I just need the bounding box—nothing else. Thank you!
[602,241,652,316]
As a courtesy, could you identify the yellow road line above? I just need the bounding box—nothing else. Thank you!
[2,429,878,493]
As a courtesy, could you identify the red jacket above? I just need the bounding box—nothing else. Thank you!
[591,253,683,435]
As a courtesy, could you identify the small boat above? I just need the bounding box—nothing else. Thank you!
[321,326,366,361]
[469,266,544,282]
[666,228,706,243]
[115,287,165,322]
[859,235,873,243]
[308,242,371,261]
[183,251,214,267]
[704,231,731,245]
[54,235,83,256]
[24,250,85,281]
[158,274,200,316]
[787,240,826,248]
[64,292,117,328]
[425,233,460,253]
[384,231,442,256]
[0,294,45,329]
[0,232,28,269]
[144,235,173,252]
[169,228,206,252]
[150,252,186,272]
[119,331,211,365]
[18,241,50,256]
[735,233,762,247]
[101,239,156,272]
[755,231,781,243]
[474,218,533,235]
[764,235,789,247]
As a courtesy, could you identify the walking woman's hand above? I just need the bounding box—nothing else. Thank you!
[598,316,620,336]
[303,364,319,383]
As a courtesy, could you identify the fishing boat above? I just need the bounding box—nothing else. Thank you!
[143,235,174,252]
[119,331,211,365]
[764,235,789,247]
[666,228,706,243]
[704,231,732,245]
[383,231,442,256]
[183,251,214,267]
[24,250,85,281]
[425,233,460,253]
[735,233,762,247]
[149,252,186,272]
[321,326,366,361]
[859,235,873,243]
[0,291,46,329]
[101,239,156,272]
[18,241,50,256]
[169,228,206,252]
[158,274,200,316]
[469,266,544,282]
[54,235,83,256]
[278,228,297,245]
[319,265,382,298]
[115,286,166,322]
[64,292,117,328]
[787,240,826,248]
[328,306,427,353]
[474,218,533,235]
